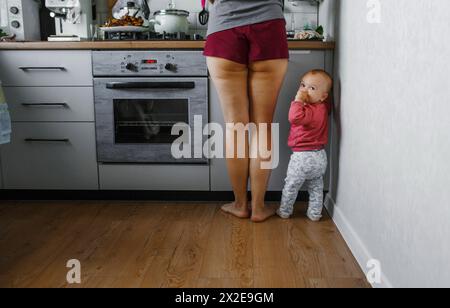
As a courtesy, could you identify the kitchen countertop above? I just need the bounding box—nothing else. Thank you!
[0,40,335,50]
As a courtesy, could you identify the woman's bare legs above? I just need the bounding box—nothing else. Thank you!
[207,56,251,218]
[207,57,288,221]
[248,59,289,222]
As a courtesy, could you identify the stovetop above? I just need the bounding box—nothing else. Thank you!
[103,31,204,41]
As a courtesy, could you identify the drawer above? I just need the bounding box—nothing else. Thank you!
[3,87,94,122]
[99,164,210,191]
[0,122,99,190]
[0,50,92,87]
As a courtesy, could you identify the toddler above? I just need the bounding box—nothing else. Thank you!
[277,69,333,221]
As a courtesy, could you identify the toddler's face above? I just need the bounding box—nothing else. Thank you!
[298,74,330,104]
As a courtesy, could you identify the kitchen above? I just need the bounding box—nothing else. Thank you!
[0,0,449,290]
[0,0,335,194]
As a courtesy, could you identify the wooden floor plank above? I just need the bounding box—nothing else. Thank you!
[253,209,304,288]
[158,204,216,288]
[199,206,254,288]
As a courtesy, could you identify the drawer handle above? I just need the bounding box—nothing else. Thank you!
[19,67,66,71]
[24,138,70,143]
[21,103,69,108]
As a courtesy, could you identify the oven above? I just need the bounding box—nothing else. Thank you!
[93,51,209,164]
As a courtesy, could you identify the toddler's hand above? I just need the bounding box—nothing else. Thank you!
[295,90,302,102]
[295,90,309,105]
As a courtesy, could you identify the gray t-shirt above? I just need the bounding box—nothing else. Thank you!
[206,0,285,37]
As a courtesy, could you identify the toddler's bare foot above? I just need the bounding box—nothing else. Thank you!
[221,202,251,219]
[251,204,278,223]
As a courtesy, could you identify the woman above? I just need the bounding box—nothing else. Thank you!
[203,0,289,222]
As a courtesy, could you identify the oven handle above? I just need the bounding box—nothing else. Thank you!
[106,82,196,89]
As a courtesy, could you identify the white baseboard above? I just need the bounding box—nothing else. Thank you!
[324,193,393,288]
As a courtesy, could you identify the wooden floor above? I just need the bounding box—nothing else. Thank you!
[0,200,370,288]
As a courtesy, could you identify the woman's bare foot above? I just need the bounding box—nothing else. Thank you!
[251,204,278,223]
[221,202,251,219]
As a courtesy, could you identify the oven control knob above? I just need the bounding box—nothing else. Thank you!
[126,63,138,72]
[165,63,178,72]
[10,7,19,15]
[11,20,20,29]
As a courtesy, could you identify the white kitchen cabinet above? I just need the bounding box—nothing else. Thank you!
[0,50,98,191]
[0,122,98,190]
[210,50,331,192]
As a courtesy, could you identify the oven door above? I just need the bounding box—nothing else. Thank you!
[94,77,208,164]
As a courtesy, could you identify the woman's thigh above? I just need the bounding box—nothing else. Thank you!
[206,56,250,124]
[248,59,288,125]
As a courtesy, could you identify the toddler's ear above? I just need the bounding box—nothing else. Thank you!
[321,92,329,102]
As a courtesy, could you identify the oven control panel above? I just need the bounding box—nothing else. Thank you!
[93,51,208,77]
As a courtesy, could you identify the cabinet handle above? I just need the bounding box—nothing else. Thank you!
[21,103,69,108]
[19,67,66,71]
[290,50,312,55]
[24,138,70,143]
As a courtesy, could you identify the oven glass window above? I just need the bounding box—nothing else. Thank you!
[114,99,189,144]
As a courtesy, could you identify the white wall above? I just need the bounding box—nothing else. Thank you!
[318,0,336,41]
[328,0,450,288]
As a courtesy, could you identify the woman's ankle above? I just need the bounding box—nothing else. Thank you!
[233,199,248,208]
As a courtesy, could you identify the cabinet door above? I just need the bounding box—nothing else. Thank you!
[210,50,329,192]
[0,122,99,190]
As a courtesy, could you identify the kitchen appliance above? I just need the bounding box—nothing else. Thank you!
[149,0,190,34]
[45,0,92,41]
[0,0,41,41]
[93,51,208,164]
[102,29,203,40]
[149,9,190,34]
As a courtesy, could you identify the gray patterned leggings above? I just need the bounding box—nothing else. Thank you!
[277,150,328,221]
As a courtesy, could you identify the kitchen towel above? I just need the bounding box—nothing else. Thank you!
[0,81,11,145]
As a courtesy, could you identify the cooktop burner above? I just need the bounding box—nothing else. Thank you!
[103,31,204,41]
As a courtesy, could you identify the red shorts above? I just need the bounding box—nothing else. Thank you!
[203,18,289,65]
